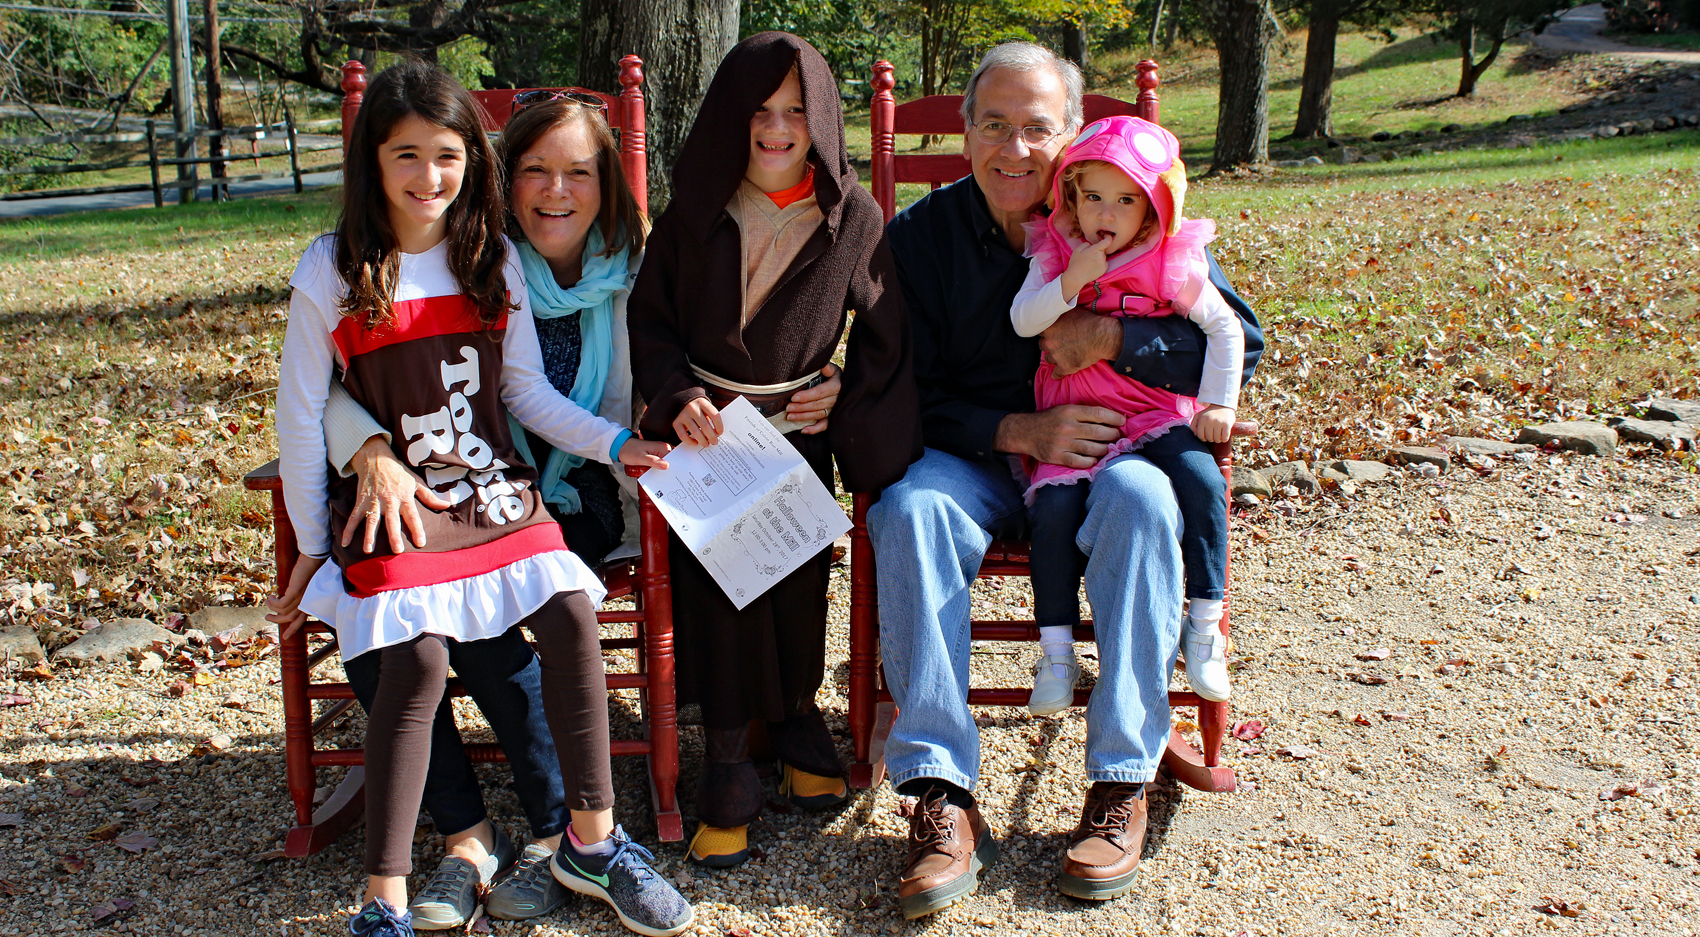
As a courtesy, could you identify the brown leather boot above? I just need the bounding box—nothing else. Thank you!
[896,788,999,919]
[1058,781,1148,900]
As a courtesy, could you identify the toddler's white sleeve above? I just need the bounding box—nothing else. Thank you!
[1175,275,1244,411]
[1010,262,1075,338]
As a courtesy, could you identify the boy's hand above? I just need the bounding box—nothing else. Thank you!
[618,437,672,471]
[1059,235,1114,303]
[673,397,724,445]
[1190,404,1235,444]
[265,554,329,641]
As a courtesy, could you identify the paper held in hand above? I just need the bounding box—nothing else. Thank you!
[637,396,850,610]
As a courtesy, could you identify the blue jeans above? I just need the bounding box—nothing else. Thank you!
[867,447,1183,789]
[345,626,569,839]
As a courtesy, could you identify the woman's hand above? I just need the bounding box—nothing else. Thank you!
[789,363,840,435]
[618,437,672,470]
[673,397,725,446]
[1190,404,1235,444]
[341,436,452,554]
[265,554,329,641]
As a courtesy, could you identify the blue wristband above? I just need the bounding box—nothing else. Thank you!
[608,429,634,463]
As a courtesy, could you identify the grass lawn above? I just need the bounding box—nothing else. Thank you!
[0,37,1695,639]
[1604,28,1700,51]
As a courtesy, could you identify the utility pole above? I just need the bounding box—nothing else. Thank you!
[204,0,225,201]
[165,0,198,202]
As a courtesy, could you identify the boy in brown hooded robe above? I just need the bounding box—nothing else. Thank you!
[627,31,920,867]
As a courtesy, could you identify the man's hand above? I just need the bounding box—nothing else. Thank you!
[1190,404,1235,444]
[1039,308,1122,377]
[994,405,1123,469]
[788,363,840,435]
[265,554,328,641]
[341,436,451,554]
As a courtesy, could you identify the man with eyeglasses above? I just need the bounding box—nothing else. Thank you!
[866,41,1262,916]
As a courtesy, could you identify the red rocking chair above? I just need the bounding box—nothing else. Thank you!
[248,56,683,858]
[846,59,1248,795]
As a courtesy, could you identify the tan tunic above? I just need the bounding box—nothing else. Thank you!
[725,179,825,327]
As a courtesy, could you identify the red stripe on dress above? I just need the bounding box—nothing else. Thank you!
[332,294,509,362]
[341,522,568,598]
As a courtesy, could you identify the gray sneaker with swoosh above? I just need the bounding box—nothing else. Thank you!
[550,826,694,937]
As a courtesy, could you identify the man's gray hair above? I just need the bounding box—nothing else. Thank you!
[959,42,1085,135]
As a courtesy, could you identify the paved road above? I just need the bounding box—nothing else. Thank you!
[1534,4,1700,63]
[0,169,342,220]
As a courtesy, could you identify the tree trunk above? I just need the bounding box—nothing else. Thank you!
[204,0,225,197]
[1062,20,1088,77]
[579,0,740,210]
[1455,14,1506,97]
[1166,0,1183,48]
[1291,3,1339,139]
[1201,0,1273,172]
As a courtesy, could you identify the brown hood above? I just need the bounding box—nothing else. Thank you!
[666,32,855,240]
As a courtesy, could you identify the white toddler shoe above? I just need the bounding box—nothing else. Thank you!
[1027,654,1080,715]
[1183,629,1232,702]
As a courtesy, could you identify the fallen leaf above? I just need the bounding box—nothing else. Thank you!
[1232,719,1266,741]
[119,775,158,788]
[90,898,135,923]
[167,680,190,698]
[1351,672,1389,685]
[1600,779,1665,801]
[1352,713,1373,727]
[192,671,214,686]
[0,812,23,827]
[88,822,123,841]
[0,879,22,897]
[1277,745,1319,760]
[1,693,32,707]
[727,928,756,937]
[17,660,54,681]
[1534,897,1583,918]
[222,693,248,709]
[189,734,232,756]
[55,853,87,873]
[1355,648,1392,661]
[1382,712,1410,721]
[124,796,159,813]
[250,848,287,862]
[113,831,157,853]
[66,785,91,797]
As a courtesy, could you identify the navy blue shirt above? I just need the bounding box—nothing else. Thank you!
[886,175,1263,463]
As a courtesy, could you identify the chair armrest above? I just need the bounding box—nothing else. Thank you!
[245,459,282,491]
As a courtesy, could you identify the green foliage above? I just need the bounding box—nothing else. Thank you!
[0,12,167,108]
[480,0,579,88]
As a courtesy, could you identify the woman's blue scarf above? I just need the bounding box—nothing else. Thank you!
[510,225,631,514]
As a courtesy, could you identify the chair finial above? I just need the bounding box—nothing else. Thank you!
[619,54,644,92]
[1135,60,1161,125]
[340,61,368,153]
[872,60,894,94]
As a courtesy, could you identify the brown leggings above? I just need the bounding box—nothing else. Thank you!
[362,590,613,877]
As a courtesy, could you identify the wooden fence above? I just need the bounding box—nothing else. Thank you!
[0,116,341,205]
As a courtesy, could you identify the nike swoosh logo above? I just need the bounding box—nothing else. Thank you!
[564,853,610,888]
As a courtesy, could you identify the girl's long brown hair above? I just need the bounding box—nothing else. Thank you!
[500,98,647,257]
[336,59,511,328]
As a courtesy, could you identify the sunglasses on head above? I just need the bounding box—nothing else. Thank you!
[510,89,610,119]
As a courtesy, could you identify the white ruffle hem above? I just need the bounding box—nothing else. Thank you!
[300,549,607,661]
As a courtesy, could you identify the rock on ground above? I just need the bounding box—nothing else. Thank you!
[1646,396,1700,424]
[0,625,46,664]
[1443,435,1535,458]
[1231,466,1272,498]
[51,618,182,664]
[1263,460,1320,494]
[1517,421,1618,456]
[1389,446,1451,474]
[1318,460,1397,485]
[1611,417,1696,450]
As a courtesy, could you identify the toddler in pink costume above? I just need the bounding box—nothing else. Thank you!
[1010,115,1242,714]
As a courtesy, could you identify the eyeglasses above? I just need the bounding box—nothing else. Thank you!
[970,120,1061,148]
[510,89,610,120]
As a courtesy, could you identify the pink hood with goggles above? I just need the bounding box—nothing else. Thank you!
[1023,114,1214,316]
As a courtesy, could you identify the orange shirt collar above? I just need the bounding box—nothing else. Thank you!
[765,165,815,209]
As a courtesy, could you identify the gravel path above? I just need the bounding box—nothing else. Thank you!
[1,446,1696,936]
